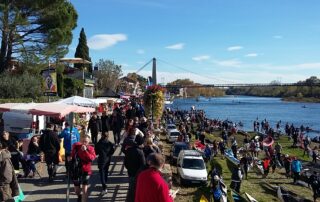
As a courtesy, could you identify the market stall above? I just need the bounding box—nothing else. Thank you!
[56,96,98,108]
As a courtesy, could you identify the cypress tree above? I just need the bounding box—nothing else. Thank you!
[74,28,92,72]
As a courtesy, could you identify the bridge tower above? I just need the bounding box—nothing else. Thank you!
[152,57,157,85]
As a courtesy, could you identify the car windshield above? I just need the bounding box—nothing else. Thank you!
[170,132,180,136]
[182,158,205,170]
[174,145,188,155]
[167,125,176,130]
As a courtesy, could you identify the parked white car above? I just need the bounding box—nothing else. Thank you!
[177,150,207,185]
[166,129,180,143]
[165,123,177,133]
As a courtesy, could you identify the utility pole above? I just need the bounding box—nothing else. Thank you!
[152,57,157,85]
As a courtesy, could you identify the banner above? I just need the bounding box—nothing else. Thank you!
[41,68,57,96]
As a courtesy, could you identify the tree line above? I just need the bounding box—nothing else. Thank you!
[167,79,225,97]
[226,76,320,100]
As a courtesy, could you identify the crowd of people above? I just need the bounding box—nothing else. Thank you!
[1,99,320,202]
[0,99,176,202]
[163,107,320,202]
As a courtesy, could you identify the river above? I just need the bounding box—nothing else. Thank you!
[171,96,320,137]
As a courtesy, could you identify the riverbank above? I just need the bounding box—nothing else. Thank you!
[164,129,315,202]
[282,96,320,103]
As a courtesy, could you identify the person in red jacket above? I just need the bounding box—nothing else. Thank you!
[135,153,174,202]
[70,135,96,202]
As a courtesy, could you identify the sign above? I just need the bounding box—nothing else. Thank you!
[41,68,57,96]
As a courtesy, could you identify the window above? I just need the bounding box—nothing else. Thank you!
[182,158,205,170]
[170,132,180,137]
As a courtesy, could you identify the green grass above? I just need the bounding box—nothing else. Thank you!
[163,122,314,202]
[190,130,315,202]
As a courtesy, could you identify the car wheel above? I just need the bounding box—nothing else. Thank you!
[202,181,208,187]
[179,176,185,186]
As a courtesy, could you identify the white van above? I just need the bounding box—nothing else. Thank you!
[177,150,207,185]
[2,112,45,139]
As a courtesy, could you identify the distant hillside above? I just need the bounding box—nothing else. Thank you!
[226,76,320,102]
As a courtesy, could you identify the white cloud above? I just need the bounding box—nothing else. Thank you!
[296,63,320,69]
[192,55,210,62]
[227,46,243,51]
[165,43,185,50]
[136,49,145,54]
[88,34,127,50]
[245,53,258,57]
[212,58,243,67]
[273,35,283,39]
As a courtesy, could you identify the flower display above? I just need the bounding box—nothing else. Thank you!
[143,85,165,121]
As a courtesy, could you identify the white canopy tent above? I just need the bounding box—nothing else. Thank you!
[0,102,95,118]
[56,96,98,108]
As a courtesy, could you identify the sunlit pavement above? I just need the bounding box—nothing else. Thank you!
[19,132,128,202]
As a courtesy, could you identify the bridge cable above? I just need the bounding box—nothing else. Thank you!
[157,58,236,84]
[135,59,153,73]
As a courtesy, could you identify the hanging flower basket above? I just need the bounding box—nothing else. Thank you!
[143,85,165,121]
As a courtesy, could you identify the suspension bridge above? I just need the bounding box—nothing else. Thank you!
[136,58,320,89]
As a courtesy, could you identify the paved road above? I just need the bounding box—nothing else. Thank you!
[19,133,129,202]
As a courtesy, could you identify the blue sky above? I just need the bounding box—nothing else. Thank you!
[67,0,320,84]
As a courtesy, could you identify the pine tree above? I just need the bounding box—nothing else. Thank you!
[74,28,92,72]
[0,0,78,73]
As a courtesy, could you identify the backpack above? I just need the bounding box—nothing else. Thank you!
[213,187,222,199]
[69,148,81,179]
